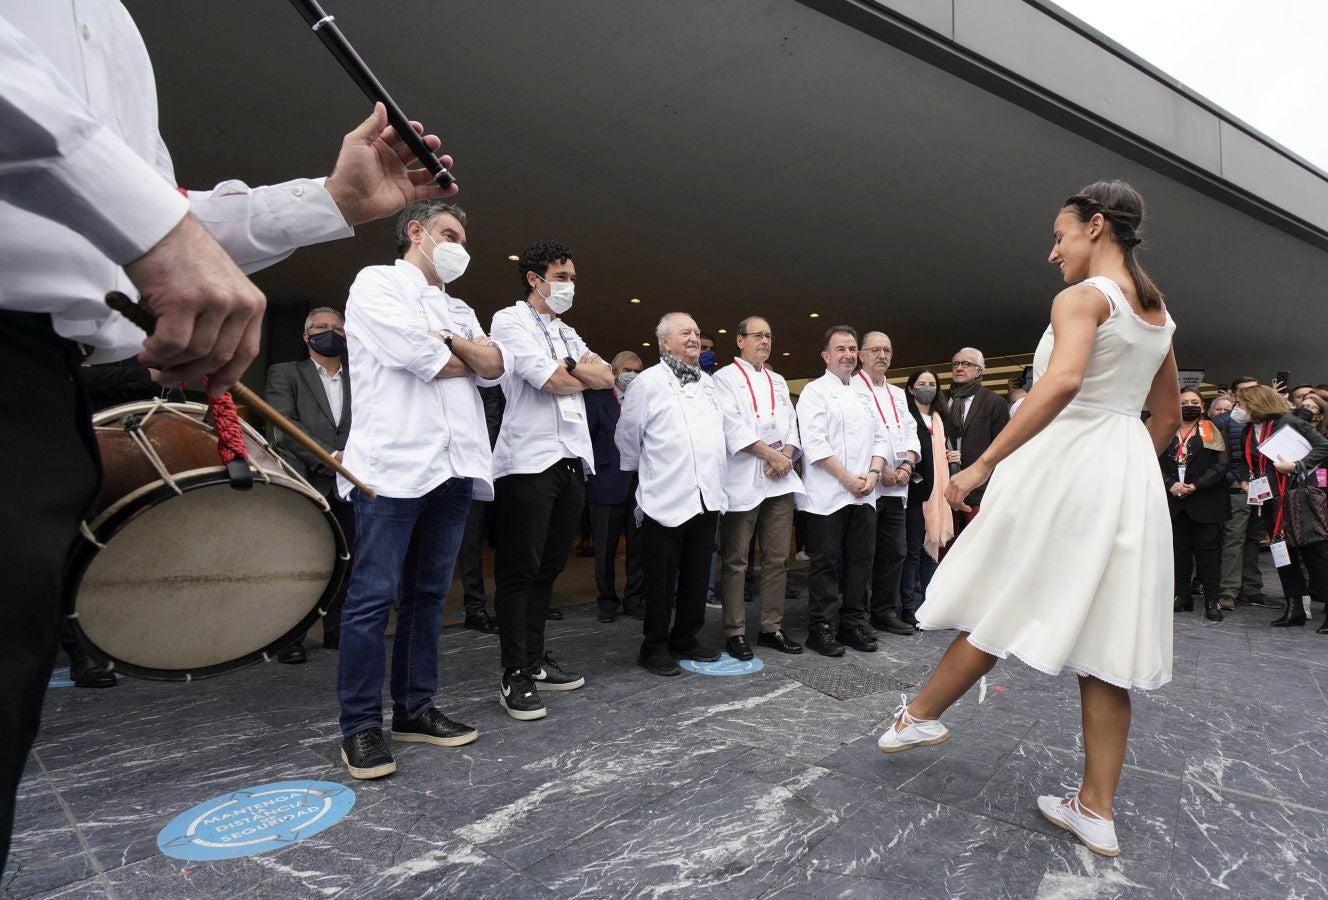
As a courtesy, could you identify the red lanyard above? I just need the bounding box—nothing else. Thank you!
[1244,421,1275,476]
[857,371,900,428]
[1271,472,1289,538]
[735,359,775,418]
[1175,423,1198,463]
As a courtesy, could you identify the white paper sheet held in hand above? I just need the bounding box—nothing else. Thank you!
[1257,425,1312,464]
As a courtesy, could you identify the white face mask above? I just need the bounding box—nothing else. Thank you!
[536,274,575,315]
[420,229,469,284]
[1230,407,1250,424]
[617,370,638,392]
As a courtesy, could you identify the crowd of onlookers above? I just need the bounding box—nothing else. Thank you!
[1165,377,1328,633]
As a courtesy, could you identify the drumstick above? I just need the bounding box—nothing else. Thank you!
[104,291,377,499]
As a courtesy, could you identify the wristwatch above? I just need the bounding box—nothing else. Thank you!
[565,355,578,373]
[440,329,454,349]
[867,468,882,477]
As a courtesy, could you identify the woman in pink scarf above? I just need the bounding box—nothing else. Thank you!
[900,369,955,622]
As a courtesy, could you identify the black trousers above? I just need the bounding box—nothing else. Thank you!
[457,498,493,615]
[640,509,718,657]
[1171,512,1221,605]
[901,498,926,613]
[493,459,584,669]
[0,313,101,871]
[589,497,644,613]
[869,496,907,621]
[1275,541,1328,600]
[807,503,876,630]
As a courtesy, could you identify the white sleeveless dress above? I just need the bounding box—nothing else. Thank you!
[917,276,1176,690]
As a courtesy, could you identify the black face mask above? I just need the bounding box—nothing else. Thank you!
[1292,405,1315,422]
[307,330,347,357]
[1180,406,1202,421]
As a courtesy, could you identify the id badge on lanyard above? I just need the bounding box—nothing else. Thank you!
[1176,464,1187,484]
[557,394,585,424]
[758,417,783,450]
[1247,476,1273,505]
[1269,540,1292,568]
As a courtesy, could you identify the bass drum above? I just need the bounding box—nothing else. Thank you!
[66,400,348,680]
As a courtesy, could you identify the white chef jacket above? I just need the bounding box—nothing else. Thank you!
[852,372,922,503]
[489,301,600,478]
[0,3,352,360]
[713,358,803,513]
[337,261,507,501]
[615,364,728,528]
[795,370,891,516]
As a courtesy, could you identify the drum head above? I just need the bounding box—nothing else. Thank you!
[69,473,345,680]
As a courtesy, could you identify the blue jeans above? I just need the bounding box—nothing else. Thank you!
[337,478,472,737]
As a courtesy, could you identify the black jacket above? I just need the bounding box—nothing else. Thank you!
[950,386,1008,505]
[907,401,938,506]
[265,358,352,498]
[1159,419,1231,524]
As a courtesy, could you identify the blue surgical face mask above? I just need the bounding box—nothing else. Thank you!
[699,349,716,372]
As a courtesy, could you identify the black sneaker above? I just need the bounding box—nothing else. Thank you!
[390,707,478,747]
[341,728,397,780]
[463,609,500,634]
[527,653,585,691]
[500,668,547,720]
[837,623,879,653]
[806,623,845,657]
[276,642,307,664]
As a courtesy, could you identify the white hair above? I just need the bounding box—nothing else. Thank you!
[304,306,344,332]
[610,350,642,369]
[955,346,986,369]
[654,312,696,346]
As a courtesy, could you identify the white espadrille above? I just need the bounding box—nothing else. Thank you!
[877,694,950,753]
[1037,792,1120,857]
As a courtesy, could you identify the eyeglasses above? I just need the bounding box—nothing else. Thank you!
[740,332,773,341]
[307,324,346,335]
[951,361,980,370]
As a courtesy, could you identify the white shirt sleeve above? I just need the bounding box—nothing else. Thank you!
[186,178,352,274]
[491,308,560,391]
[797,386,833,465]
[346,268,451,381]
[871,413,892,462]
[717,375,760,455]
[615,377,647,472]
[898,389,922,459]
[0,13,187,264]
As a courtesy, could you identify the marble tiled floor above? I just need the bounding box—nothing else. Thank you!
[6,563,1327,899]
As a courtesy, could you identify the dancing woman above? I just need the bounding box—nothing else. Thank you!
[878,180,1181,858]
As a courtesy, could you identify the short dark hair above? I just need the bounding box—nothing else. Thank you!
[1290,383,1315,395]
[394,200,467,257]
[737,316,769,335]
[1230,376,1259,390]
[700,332,716,343]
[822,325,858,351]
[518,241,574,294]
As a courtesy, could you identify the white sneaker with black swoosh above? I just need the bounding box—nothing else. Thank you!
[500,668,546,721]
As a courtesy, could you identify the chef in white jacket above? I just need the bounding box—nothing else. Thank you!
[616,313,728,676]
[795,326,891,659]
[713,316,805,661]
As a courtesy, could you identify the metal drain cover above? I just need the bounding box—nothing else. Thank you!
[785,664,915,700]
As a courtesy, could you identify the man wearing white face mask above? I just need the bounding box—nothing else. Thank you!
[489,241,614,720]
[334,200,506,780]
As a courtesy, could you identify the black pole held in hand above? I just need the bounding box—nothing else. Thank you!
[287,0,456,189]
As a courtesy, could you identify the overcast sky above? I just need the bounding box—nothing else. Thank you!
[1054,0,1328,173]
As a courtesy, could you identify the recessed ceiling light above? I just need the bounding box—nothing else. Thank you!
[809,312,820,318]
[506,254,519,261]
[630,298,641,304]
[717,329,727,334]
[642,342,650,347]
[782,351,790,356]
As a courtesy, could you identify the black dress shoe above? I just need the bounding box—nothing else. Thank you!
[900,610,919,627]
[322,633,340,650]
[390,707,478,747]
[757,630,803,654]
[670,643,721,662]
[546,607,564,620]
[871,615,916,636]
[805,623,845,657]
[277,643,307,664]
[837,624,878,653]
[464,609,500,634]
[638,652,682,676]
[70,656,117,688]
[598,606,618,623]
[726,635,754,661]
[341,728,396,779]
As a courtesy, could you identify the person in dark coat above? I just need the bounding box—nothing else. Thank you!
[1159,388,1230,621]
[584,351,645,622]
[945,346,1009,518]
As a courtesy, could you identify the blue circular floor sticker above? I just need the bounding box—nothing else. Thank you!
[679,653,765,676]
[157,781,355,861]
